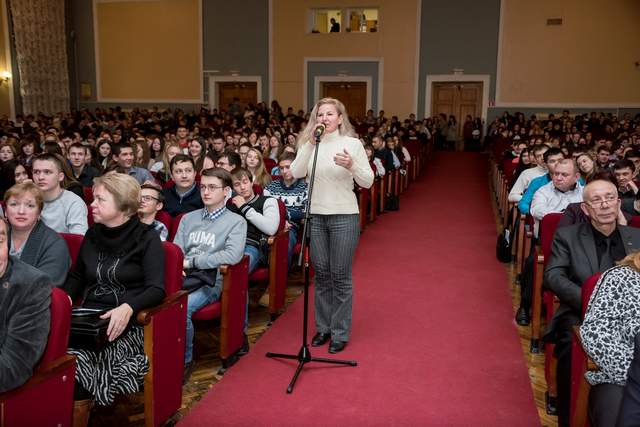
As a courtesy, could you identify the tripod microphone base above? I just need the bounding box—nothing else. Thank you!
[266,346,357,393]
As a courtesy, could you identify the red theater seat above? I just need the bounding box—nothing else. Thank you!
[0,288,76,427]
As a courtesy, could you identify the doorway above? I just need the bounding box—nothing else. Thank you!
[321,81,367,120]
[218,82,258,112]
[431,82,483,149]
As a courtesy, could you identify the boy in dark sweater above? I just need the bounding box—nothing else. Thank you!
[162,155,204,217]
[172,168,246,368]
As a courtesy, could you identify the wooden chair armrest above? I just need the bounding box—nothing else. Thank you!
[267,228,288,246]
[136,291,188,325]
[219,264,229,275]
[572,326,599,371]
[0,354,75,402]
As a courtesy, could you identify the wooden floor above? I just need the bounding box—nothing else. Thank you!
[90,182,556,426]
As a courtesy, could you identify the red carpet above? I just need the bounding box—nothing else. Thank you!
[180,152,540,426]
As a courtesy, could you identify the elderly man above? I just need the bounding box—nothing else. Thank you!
[544,179,640,427]
[0,218,52,393]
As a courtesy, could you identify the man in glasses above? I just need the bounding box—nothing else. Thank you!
[544,179,640,427]
[138,183,167,241]
[172,168,246,380]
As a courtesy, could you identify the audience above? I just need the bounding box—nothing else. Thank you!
[162,154,203,217]
[138,183,168,241]
[172,168,246,379]
[111,143,154,185]
[4,182,71,286]
[0,217,52,393]
[32,153,88,234]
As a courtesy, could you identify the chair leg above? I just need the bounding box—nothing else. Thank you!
[72,399,94,427]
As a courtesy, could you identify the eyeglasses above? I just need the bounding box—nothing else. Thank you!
[199,184,224,192]
[141,195,160,203]
[584,196,618,209]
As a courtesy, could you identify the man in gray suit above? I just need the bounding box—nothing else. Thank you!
[545,179,640,427]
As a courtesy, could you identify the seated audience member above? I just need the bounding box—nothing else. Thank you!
[63,173,165,423]
[162,154,203,217]
[372,135,396,172]
[519,147,566,214]
[576,152,597,182]
[238,143,251,167]
[0,160,30,199]
[229,168,280,274]
[544,179,640,427]
[150,141,182,180]
[0,217,52,393]
[245,147,272,188]
[264,152,308,270]
[215,150,242,172]
[172,168,246,376]
[613,159,639,216]
[580,255,640,427]
[32,153,88,234]
[138,183,168,241]
[530,159,584,223]
[596,146,613,171]
[625,149,640,178]
[617,333,640,427]
[508,144,549,203]
[111,143,154,185]
[209,135,226,157]
[364,144,385,177]
[67,143,100,187]
[512,146,532,183]
[4,182,71,286]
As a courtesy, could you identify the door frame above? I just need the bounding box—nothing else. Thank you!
[425,74,490,125]
[314,76,373,114]
[207,75,262,111]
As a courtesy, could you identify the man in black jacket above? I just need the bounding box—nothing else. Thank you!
[162,155,203,217]
[372,135,395,172]
[0,218,52,393]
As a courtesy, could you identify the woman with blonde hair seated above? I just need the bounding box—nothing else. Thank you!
[63,173,165,425]
[3,181,71,286]
[150,140,182,184]
[245,147,272,188]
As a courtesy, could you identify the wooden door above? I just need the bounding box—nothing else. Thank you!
[431,82,482,146]
[218,82,258,112]
[322,82,367,120]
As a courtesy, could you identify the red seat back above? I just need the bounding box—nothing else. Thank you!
[83,187,94,205]
[581,273,601,319]
[38,288,72,367]
[168,213,185,242]
[253,183,263,195]
[162,241,184,295]
[630,216,640,228]
[540,213,563,263]
[163,179,175,189]
[264,158,276,173]
[276,198,286,232]
[60,233,84,271]
[156,210,173,231]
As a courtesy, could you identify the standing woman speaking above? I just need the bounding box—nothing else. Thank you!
[290,97,373,353]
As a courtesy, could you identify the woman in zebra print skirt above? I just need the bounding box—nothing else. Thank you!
[63,173,165,426]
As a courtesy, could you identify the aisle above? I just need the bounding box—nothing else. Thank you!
[180,152,540,426]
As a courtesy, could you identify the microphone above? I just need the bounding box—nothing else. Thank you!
[313,124,325,141]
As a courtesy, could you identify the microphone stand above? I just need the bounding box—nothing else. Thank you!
[265,130,357,394]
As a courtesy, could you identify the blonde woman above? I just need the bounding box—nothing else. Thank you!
[150,141,182,184]
[245,147,271,188]
[290,97,373,353]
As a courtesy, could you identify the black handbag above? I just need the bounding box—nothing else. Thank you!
[496,227,512,263]
[69,308,110,350]
[183,268,217,293]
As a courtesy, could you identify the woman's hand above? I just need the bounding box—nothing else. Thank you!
[101,303,134,342]
[334,148,353,170]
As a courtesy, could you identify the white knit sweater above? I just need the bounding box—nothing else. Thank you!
[291,130,374,215]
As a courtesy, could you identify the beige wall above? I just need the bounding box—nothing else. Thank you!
[0,0,11,117]
[95,0,202,101]
[273,0,419,117]
[499,0,640,104]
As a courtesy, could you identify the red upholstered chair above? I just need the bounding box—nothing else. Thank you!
[82,186,94,205]
[271,174,282,181]
[191,255,250,372]
[249,199,289,321]
[263,158,276,174]
[369,180,377,223]
[252,183,263,195]
[378,174,387,213]
[168,213,185,242]
[569,273,601,427]
[630,215,640,228]
[155,210,173,232]
[404,139,420,181]
[163,179,175,189]
[531,212,563,351]
[0,288,76,427]
[60,233,84,271]
[355,186,369,232]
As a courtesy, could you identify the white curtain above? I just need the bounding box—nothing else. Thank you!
[10,0,70,114]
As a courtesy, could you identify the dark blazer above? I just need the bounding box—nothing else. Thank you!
[544,223,640,335]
